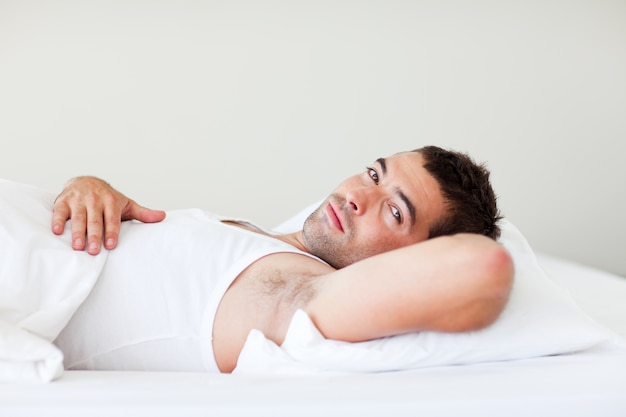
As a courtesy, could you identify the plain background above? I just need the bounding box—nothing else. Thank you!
[1,0,624,276]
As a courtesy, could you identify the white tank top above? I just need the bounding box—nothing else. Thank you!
[54,209,320,372]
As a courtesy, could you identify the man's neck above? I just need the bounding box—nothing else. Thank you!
[221,220,309,254]
[274,231,308,253]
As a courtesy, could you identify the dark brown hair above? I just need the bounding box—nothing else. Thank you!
[415,146,502,240]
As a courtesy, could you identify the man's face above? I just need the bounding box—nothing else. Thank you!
[302,151,446,269]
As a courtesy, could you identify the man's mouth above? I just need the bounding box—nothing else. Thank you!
[326,203,344,233]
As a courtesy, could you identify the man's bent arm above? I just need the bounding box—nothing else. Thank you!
[305,234,513,341]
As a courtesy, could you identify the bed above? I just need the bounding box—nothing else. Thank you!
[0,256,624,416]
[1,180,626,416]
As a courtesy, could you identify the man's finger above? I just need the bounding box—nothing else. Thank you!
[125,201,166,224]
[51,204,70,235]
[69,209,88,251]
[103,207,123,250]
[85,205,105,255]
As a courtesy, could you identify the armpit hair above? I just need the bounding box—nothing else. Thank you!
[258,270,320,311]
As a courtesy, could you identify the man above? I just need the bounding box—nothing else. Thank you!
[52,146,513,373]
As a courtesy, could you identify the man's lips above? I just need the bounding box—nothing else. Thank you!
[326,203,344,233]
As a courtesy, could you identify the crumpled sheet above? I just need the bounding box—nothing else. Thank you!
[0,179,106,383]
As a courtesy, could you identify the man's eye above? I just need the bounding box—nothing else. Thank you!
[367,167,379,184]
[391,206,402,223]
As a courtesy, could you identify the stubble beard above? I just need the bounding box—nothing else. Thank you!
[301,198,369,269]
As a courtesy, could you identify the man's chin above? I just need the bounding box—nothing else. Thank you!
[309,245,356,269]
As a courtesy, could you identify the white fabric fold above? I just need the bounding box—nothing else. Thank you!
[0,179,107,383]
[0,322,63,382]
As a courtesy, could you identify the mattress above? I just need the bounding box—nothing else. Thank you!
[1,254,625,417]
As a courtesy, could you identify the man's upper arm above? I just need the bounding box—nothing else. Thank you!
[305,234,513,342]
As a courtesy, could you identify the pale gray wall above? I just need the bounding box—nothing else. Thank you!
[1,0,624,276]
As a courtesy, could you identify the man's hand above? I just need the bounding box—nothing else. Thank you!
[51,176,166,255]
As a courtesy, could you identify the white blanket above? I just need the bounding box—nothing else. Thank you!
[0,180,107,382]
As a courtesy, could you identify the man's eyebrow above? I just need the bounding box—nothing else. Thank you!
[376,157,416,226]
[397,190,416,227]
[375,157,387,175]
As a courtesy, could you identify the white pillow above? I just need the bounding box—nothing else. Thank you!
[235,203,615,374]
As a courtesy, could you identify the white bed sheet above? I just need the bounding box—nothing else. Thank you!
[1,254,625,417]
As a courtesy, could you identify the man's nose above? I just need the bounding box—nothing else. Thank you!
[345,187,380,215]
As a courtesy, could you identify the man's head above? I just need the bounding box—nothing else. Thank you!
[302,145,501,268]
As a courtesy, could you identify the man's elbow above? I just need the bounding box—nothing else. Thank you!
[468,243,514,331]
[446,238,514,332]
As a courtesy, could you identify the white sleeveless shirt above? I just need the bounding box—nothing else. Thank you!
[54,209,320,372]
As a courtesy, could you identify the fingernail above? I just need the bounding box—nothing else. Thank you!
[74,238,83,248]
[105,238,115,248]
[89,242,98,252]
